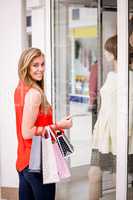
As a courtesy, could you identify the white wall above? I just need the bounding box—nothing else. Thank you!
[31,1,52,103]
[0,0,26,187]
[0,0,51,188]
[32,8,45,51]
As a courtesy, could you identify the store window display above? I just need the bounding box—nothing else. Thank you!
[74,40,90,96]
[70,38,97,104]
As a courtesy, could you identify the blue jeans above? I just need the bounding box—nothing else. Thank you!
[18,167,56,200]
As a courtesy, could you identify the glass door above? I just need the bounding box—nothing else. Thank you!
[52,0,98,169]
[51,0,119,199]
[90,1,117,199]
[52,1,98,199]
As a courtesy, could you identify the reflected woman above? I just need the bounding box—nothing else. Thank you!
[88,35,117,200]
[14,48,72,200]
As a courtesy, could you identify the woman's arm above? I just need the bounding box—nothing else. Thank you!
[22,88,73,139]
[22,88,43,139]
[40,115,73,137]
[48,115,72,135]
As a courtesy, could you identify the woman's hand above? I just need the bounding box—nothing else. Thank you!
[56,115,73,129]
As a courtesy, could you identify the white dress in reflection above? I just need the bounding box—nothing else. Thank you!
[92,71,117,155]
[92,70,133,155]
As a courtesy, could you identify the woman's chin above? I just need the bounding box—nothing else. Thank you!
[34,76,43,81]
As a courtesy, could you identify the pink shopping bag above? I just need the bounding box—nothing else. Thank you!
[53,142,71,180]
[47,126,71,180]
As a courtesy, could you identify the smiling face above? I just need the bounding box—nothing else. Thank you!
[29,55,45,82]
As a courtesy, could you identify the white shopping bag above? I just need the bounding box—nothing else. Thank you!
[42,127,60,184]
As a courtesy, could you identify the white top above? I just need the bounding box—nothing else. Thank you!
[92,71,117,154]
[92,71,133,155]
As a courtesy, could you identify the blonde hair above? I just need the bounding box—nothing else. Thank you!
[18,48,50,113]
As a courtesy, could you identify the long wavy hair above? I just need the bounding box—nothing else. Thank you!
[18,48,50,113]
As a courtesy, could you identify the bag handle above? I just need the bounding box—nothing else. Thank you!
[46,126,57,143]
[35,126,46,136]
[34,126,39,136]
[49,125,57,136]
[49,124,64,135]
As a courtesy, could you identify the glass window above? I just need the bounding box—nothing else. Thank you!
[52,0,118,199]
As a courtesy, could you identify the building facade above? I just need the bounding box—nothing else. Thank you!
[0,0,131,199]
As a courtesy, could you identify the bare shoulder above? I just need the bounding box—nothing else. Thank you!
[25,88,42,106]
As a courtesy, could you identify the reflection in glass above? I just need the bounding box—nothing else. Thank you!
[53,1,98,170]
[53,1,98,199]
[88,35,117,200]
[88,1,117,200]
[53,0,118,199]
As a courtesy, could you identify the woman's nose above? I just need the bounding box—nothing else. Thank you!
[38,65,44,71]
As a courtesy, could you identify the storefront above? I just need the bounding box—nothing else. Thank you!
[49,0,131,199]
[0,0,132,199]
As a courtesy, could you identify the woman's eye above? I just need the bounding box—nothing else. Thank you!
[32,62,44,68]
[33,63,39,68]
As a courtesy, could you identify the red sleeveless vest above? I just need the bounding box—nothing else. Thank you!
[14,80,53,172]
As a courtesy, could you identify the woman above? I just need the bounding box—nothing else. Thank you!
[88,35,117,200]
[14,48,72,200]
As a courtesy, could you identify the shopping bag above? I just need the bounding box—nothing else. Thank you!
[53,142,71,180]
[56,132,74,158]
[42,127,60,184]
[29,135,42,173]
[49,126,74,158]
[47,126,71,180]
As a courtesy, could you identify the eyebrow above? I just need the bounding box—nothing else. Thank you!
[32,61,45,65]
